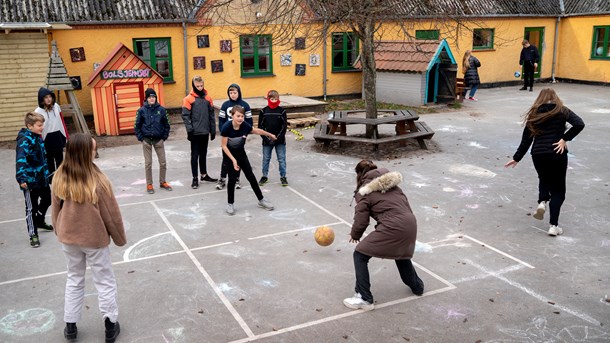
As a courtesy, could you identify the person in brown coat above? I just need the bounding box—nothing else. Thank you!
[343,160,424,310]
[51,133,126,343]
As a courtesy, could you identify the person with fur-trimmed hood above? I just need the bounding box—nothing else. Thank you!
[343,160,424,310]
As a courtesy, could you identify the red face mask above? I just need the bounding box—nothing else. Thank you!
[267,98,280,109]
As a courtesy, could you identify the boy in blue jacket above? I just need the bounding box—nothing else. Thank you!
[135,88,172,194]
[216,84,253,190]
[16,112,52,247]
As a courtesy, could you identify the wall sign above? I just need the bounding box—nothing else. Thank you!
[197,35,210,48]
[101,69,152,80]
[70,47,86,62]
[220,40,232,52]
[295,64,306,76]
[194,56,205,70]
[211,60,224,73]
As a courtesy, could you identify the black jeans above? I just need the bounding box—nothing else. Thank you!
[220,160,241,180]
[23,187,51,237]
[190,134,209,177]
[532,153,568,226]
[353,250,423,303]
[523,62,535,88]
[46,149,63,183]
[224,149,263,204]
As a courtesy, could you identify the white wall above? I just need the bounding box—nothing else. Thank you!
[375,71,425,106]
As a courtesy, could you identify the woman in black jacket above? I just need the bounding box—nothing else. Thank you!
[462,50,481,101]
[505,88,585,236]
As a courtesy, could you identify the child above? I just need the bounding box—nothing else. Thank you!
[221,105,276,215]
[51,133,126,343]
[182,76,218,189]
[216,83,253,190]
[462,50,481,101]
[16,112,53,247]
[505,88,584,236]
[258,90,288,186]
[344,160,423,310]
[135,88,172,194]
[34,87,68,180]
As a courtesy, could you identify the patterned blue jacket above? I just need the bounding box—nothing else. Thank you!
[15,128,49,189]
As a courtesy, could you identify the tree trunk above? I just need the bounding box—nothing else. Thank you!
[359,19,377,138]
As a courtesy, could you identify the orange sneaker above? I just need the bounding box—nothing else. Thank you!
[146,184,155,194]
[160,182,173,191]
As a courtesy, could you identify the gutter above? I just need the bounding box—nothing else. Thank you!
[322,21,328,101]
[183,21,189,96]
[63,19,197,26]
[551,0,566,83]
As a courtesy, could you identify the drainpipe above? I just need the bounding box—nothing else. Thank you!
[183,21,189,95]
[322,22,328,101]
[551,0,565,83]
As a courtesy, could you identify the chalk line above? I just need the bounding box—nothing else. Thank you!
[465,259,601,326]
[123,231,172,262]
[150,201,255,338]
[247,221,344,241]
[449,264,526,284]
[286,186,351,225]
[463,235,535,269]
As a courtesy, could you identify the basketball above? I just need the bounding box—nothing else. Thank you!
[314,226,335,246]
[514,71,521,78]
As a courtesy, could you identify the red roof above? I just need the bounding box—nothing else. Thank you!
[355,40,440,73]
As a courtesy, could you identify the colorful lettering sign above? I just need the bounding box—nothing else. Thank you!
[101,69,152,80]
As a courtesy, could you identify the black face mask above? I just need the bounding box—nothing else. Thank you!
[192,80,206,98]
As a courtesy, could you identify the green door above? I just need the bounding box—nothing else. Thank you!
[524,27,544,78]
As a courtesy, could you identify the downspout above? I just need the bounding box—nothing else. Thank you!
[551,0,565,83]
[322,21,328,101]
[183,21,189,95]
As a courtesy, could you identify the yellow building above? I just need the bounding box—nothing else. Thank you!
[1,0,609,140]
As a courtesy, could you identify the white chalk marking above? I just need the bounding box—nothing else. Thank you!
[190,241,235,252]
[468,142,488,149]
[463,235,535,269]
[449,264,526,284]
[123,231,172,262]
[449,164,497,179]
[591,108,610,114]
[286,186,351,225]
[247,222,343,241]
[465,259,601,326]
[150,201,255,338]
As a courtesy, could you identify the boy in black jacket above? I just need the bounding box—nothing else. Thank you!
[135,88,171,194]
[258,90,288,186]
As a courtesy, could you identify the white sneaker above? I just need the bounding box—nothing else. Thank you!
[258,199,274,211]
[343,293,374,310]
[235,179,242,189]
[533,201,546,220]
[216,178,226,190]
[226,204,235,215]
[548,225,563,236]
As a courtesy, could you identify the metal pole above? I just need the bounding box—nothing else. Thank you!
[551,0,565,84]
[322,22,328,101]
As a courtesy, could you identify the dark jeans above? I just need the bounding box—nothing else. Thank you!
[353,250,423,303]
[23,187,51,237]
[224,149,263,204]
[532,153,568,226]
[523,62,535,88]
[46,149,63,183]
[220,160,240,180]
[190,134,209,177]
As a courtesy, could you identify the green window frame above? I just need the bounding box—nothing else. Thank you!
[473,28,494,50]
[591,26,610,60]
[239,35,273,77]
[133,38,173,82]
[332,32,359,72]
[416,30,440,40]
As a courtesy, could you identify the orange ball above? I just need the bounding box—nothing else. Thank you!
[314,226,335,246]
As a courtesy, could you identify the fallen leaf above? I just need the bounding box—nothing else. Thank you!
[432,205,439,209]
[548,301,555,305]
[127,270,135,273]
[85,305,90,310]
[489,298,494,302]
[272,328,278,331]
[342,335,348,339]
[198,309,204,314]
[403,337,410,341]
[463,318,468,323]
[553,311,560,314]
[315,308,322,312]
[303,250,308,253]
[475,340,482,343]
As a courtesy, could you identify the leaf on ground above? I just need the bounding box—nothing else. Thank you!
[489,298,494,302]
[548,301,555,305]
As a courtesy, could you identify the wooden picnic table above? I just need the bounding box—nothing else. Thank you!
[314,109,434,150]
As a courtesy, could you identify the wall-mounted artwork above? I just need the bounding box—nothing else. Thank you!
[193,56,205,70]
[309,54,320,67]
[295,64,306,76]
[220,40,232,52]
[93,63,101,71]
[197,35,210,48]
[69,47,86,62]
[211,60,224,73]
[69,76,82,90]
[280,54,292,66]
[295,37,306,50]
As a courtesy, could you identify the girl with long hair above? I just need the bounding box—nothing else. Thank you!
[51,133,126,342]
[505,88,585,236]
[462,50,481,101]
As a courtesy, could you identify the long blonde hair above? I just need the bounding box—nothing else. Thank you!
[52,133,112,204]
[523,88,566,136]
[462,50,472,74]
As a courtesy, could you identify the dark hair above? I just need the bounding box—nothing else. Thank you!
[355,159,377,190]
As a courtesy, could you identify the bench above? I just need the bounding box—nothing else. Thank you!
[456,78,471,103]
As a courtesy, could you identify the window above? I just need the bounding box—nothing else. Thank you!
[332,32,359,71]
[591,26,610,60]
[473,29,494,50]
[416,30,440,40]
[240,35,273,76]
[133,38,173,82]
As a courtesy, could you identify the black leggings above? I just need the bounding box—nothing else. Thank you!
[353,250,423,303]
[190,134,209,177]
[532,153,568,226]
[46,149,63,183]
[224,150,263,204]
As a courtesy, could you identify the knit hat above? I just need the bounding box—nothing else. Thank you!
[145,88,157,99]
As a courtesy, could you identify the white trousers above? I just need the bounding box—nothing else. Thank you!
[62,244,119,323]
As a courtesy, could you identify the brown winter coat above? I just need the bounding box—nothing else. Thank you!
[350,168,417,259]
[51,186,127,248]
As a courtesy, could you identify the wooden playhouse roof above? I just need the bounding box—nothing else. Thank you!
[355,40,450,73]
[87,42,164,87]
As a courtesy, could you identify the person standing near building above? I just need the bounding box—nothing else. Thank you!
[519,39,539,92]
[34,87,68,181]
[462,50,481,101]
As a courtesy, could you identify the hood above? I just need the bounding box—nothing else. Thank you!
[192,80,207,98]
[358,169,403,196]
[227,83,243,101]
[16,128,33,141]
[38,87,55,108]
[538,103,558,113]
